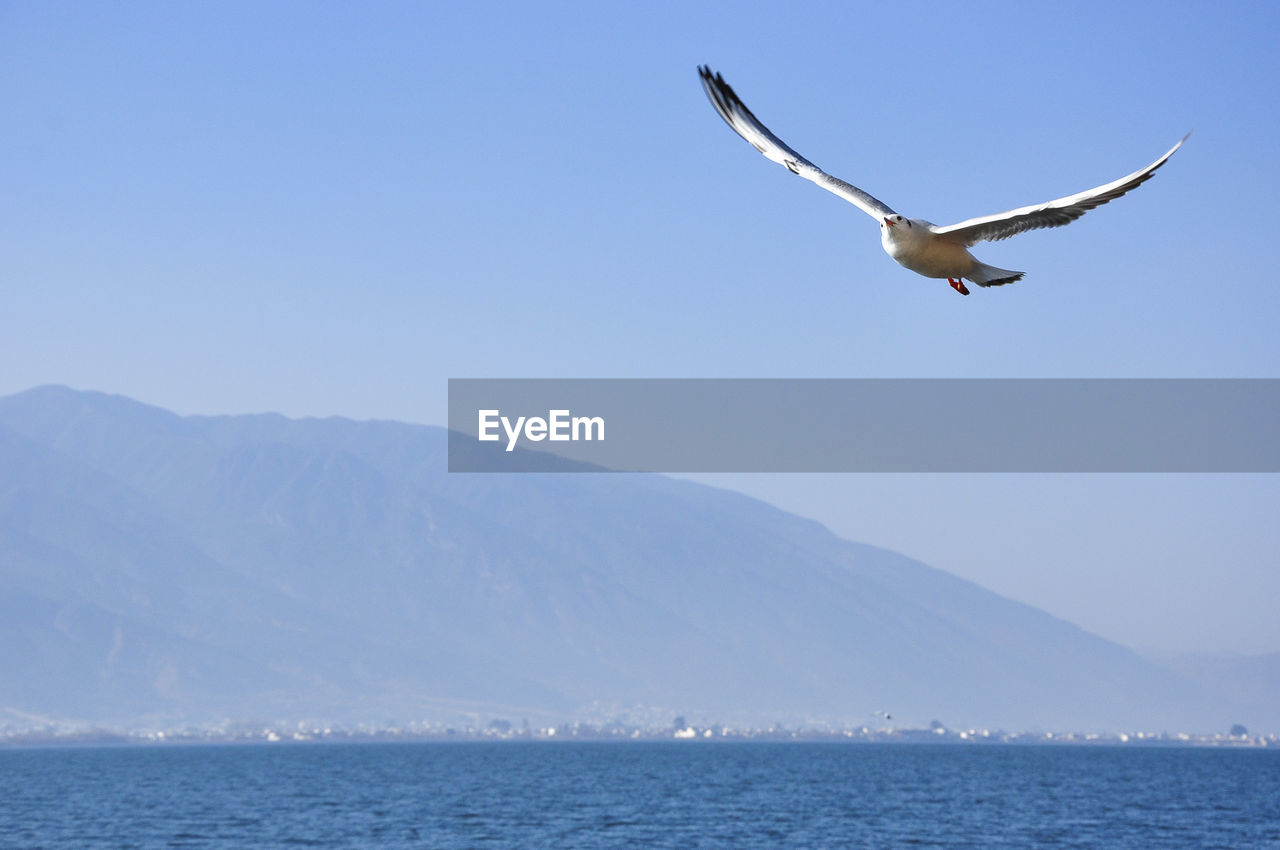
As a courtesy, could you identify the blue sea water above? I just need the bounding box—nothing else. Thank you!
[1,742,1278,849]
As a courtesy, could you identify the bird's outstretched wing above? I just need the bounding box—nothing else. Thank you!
[931,134,1190,246]
[698,66,896,221]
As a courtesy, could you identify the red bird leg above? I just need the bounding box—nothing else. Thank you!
[948,278,970,296]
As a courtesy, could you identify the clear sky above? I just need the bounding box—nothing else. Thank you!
[3,1,1278,655]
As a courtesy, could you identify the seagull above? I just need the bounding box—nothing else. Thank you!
[697,66,1188,295]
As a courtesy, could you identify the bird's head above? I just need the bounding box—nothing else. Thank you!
[880,214,917,244]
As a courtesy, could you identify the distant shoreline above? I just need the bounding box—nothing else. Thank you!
[3,726,1275,751]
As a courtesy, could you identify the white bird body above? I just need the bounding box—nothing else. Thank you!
[880,218,971,278]
[880,216,1023,290]
[698,66,1188,295]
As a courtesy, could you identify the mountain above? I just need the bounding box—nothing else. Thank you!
[1152,652,1280,733]
[0,386,1241,732]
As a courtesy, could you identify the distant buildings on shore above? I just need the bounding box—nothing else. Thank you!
[3,720,1275,749]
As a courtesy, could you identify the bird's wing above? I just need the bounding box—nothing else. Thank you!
[931,134,1190,245]
[698,66,896,221]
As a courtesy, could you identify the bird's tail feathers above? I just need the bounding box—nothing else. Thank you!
[969,263,1025,287]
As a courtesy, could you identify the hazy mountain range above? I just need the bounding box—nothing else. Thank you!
[0,386,1268,733]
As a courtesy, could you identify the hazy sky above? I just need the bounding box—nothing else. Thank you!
[3,1,1278,655]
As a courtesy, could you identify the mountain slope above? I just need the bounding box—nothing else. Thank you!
[0,386,1230,731]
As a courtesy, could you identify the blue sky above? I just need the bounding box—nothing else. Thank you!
[3,1,1278,655]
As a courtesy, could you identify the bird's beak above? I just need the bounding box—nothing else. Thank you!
[883,217,895,228]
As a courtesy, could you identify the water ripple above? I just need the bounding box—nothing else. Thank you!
[1,742,1278,849]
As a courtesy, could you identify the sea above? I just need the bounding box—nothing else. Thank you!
[2,742,1278,849]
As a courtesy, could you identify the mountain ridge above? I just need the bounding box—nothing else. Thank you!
[0,385,1250,732]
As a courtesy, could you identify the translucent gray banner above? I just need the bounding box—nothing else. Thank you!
[447,379,1280,472]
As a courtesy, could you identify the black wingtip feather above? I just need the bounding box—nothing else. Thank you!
[697,66,767,138]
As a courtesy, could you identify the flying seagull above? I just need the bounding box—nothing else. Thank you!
[697,66,1188,295]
